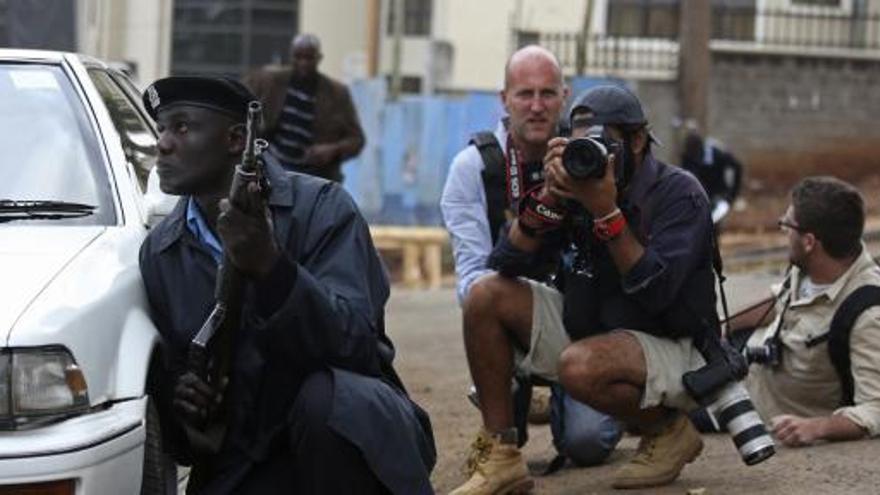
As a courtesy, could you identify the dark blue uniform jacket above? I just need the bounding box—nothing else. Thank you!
[139,164,436,494]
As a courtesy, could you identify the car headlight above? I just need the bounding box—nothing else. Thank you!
[0,346,89,429]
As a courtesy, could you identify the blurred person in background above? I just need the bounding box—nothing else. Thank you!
[244,33,364,182]
[680,128,743,230]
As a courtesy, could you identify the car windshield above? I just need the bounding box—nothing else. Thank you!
[0,63,115,225]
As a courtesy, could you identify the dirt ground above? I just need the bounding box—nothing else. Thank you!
[385,268,880,494]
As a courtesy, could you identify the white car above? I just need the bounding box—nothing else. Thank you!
[0,49,174,494]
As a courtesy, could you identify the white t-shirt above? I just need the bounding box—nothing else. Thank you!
[798,277,831,301]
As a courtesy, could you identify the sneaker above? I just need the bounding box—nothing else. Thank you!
[526,388,551,425]
[450,429,534,495]
[612,413,703,489]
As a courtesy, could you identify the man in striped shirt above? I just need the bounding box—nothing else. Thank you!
[245,34,365,182]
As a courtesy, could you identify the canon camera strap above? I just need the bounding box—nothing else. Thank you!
[472,132,530,244]
[504,134,525,206]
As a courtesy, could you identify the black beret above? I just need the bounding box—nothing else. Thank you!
[142,76,256,122]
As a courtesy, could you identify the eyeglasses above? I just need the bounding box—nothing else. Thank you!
[777,218,807,233]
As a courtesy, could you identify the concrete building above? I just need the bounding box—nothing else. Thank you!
[301,0,589,92]
[77,0,173,86]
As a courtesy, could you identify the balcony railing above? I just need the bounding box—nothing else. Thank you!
[715,7,880,49]
[519,7,880,78]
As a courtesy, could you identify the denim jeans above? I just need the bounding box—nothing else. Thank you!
[549,384,622,466]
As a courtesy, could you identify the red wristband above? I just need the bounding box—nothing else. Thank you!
[593,210,626,241]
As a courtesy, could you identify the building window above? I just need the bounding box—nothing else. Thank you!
[791,0,841,5]
[515,30,540,49]
[386,75,423,94]
[172,0,299,79]
[0,0,7,45]
[0,0,76,50]
[607,0,756,40]
[387,0,433,36]
[713,0,756,41]
[608,0,679,39]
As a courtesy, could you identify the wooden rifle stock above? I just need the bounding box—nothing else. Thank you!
[184,101,269,455]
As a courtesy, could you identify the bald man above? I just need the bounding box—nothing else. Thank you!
[244,33,364,182]
[442,46,621,495]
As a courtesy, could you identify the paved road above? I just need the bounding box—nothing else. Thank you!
[386,267,880,494]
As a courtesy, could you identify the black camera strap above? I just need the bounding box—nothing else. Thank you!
[472,131,544,244]
[761,272,793,353]
[504,134,525,205]
[765,276,793,348]
[472,131,507,245]
[728,267,792,356]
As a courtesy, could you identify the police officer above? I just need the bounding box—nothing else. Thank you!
[139,76,434,494]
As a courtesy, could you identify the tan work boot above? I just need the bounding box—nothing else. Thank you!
[612,413,703,489]
[450,428,534,495]
[527,387,551,425]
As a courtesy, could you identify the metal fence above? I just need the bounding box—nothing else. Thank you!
[526,32,678,78]
[715,7,880,49]
[522,7,880,77]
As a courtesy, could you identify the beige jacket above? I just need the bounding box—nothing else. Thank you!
[746,246,880,435]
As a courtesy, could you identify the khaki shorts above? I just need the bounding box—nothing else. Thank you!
[514,279,569,382]
[515,279,706,411]
[623,330,706,411]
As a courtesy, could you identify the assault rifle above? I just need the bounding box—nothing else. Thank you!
[185,101,268,455]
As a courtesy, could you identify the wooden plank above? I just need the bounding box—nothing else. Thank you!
[423,242,443,289]
[402,242,422,288]
[370,225,449,243]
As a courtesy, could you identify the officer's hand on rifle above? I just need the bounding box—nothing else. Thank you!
[217,194,280,279]
[173,371,224,426]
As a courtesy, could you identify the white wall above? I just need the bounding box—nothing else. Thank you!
[121,0,172,86]
[299,0,369,82]
[298,0,589,91]
[76,0,171,87]
[385,0,587,91]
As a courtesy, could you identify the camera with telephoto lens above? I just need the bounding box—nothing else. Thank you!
[561,131,620,180]
[745,339,781,367]
[683,339,776,466]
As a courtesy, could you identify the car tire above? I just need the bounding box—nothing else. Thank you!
[141,397,172,495]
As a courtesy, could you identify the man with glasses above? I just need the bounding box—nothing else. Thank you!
[726,176,880,447]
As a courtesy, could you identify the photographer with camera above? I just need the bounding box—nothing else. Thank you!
[441,45,622,482]
[726,177,880,447]
[452,85,725,493]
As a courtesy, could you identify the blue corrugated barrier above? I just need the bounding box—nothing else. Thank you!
[342,76,620,226]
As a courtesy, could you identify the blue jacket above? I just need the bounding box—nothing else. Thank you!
[139,163,435,494]
[491,153,718,340]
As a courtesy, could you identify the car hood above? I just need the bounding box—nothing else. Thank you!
[0,226,104,342]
